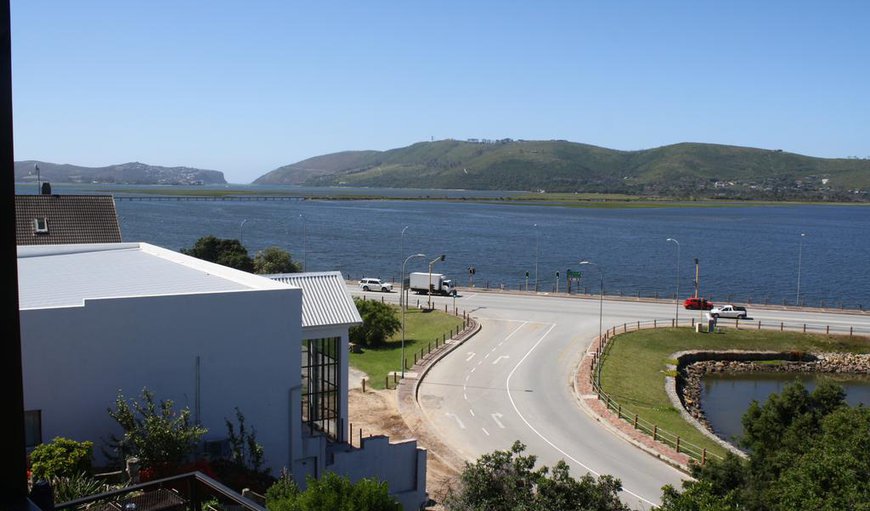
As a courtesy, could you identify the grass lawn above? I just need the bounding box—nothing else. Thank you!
[599,327,870,459]
[349,307,466,389]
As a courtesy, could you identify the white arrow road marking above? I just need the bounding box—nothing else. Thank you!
[481,427,490,436]
[469,409,475,417]
[505,323,658,508]
[493,355,510,365]
[445,413,465,430]
[484,352,490,359]
[466,352,476,362]
[491,413,506,429]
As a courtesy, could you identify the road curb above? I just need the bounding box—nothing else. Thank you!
[394,316,483,474]
[572,337,694,474]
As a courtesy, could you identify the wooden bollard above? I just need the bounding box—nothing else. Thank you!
[803,323,807,333]
[653,425,658,441]
[385,376,389,389]
[633,414,638,429]
[362,378,366,393]
[654,319,657,328]
[414,353,417,365]
[676,436,681,453]
[617,403,622,418]
[393,372,398,384]
[702,448,707,465]
[781,322,784,331]
[826,325,830,334]
[758,321,761,330]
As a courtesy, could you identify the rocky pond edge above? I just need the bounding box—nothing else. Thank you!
[665,350,870,457]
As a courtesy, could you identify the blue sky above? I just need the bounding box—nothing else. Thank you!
[10,1,870,183]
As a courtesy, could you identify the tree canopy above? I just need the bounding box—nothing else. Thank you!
[443,441,629,511]
[253,246,302,274]
[349,297,401,348]
[181,235,254,272]
[658,381,869,511]
[266,471,399,511]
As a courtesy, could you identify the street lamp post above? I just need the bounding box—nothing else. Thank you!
[534,224,539,292]
[299,214,307,272]
[402,253,426,378]
[428,254,445,310]
[666,238,680,324]
[579,261,604,344]
[400,226,409,306]
[796,233,806,306]
[239,219,247,246]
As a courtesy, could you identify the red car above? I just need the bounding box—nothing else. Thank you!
[683,297,714,310]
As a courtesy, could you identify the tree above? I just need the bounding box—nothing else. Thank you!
[443,441,629,511]
[349,297,400,348]
[265,471,399,511]
[105,388,207,467]
[657,381,865,511]
[181,235,254,272]
[253,246,302,274]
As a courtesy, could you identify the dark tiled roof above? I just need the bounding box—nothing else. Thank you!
[15,194,122,245]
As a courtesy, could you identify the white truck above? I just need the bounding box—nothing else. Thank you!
[709,304,748,319]
[409,272,456,296]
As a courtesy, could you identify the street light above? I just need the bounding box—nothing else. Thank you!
[666,238,680,324]
[579,260,604,344]
[400,226,409,306]
[299,214,307,272]
[428,254,445,310]
[401,253,426,378]
[796,233,806,306]
[239,219,247,246]
[533,224,539,292]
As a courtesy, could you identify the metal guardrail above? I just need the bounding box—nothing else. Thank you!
[588,316,870,465]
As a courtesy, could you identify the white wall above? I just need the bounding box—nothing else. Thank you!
[21,287,302,473]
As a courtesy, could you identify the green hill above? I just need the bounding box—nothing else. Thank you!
[255,140,870,200]
[15,160,226,185]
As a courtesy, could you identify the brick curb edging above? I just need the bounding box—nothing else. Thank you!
[573,335,694,473]
[394,317,483,474]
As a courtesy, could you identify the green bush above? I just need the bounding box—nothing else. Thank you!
[29,437,93,481]
[350,298,400,348]
[266,472,399,511]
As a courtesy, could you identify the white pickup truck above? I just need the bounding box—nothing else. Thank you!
[709,304,748,319]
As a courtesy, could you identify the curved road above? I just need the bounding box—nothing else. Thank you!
[404,290,870,509]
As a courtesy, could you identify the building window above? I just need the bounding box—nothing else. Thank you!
[301,337,340,440]
[25,410,42,449]
[33,218,49,234]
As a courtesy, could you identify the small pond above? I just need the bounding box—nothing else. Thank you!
[701,373,870,445]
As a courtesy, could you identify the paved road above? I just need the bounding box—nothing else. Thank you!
[353,287,870,509]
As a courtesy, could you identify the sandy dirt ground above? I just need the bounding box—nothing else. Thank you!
[348,369,460,508]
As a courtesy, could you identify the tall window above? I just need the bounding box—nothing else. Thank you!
[301,337,340,440]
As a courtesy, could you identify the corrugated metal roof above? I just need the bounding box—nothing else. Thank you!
[267,271,361,328]
[15,194,122,245]
[18,243,286,309]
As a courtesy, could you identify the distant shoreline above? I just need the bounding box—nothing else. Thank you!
[14,182,870,208]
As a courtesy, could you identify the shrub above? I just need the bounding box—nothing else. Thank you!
[29,437,93,481]
[349,298,400,347]
[105,388,207,467]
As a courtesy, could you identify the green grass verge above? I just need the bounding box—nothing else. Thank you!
[599,327,870,459]
[349,307,466,390]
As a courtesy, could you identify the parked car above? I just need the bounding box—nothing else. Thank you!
[683,297,714,310]
[710,304,748,319]
[359,278,393,292]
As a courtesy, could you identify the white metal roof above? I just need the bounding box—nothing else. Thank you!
[18,242,292,309]
[267,271,362,328]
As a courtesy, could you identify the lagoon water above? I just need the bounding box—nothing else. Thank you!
[701,373,870,444]
[19,183,870,307]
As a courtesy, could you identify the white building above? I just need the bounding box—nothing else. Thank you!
[19,244,427,510]
[18,242,303,473]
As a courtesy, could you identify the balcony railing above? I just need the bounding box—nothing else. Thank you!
[53,472,265,511]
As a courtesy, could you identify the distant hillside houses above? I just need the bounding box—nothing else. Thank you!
[465,137,514,144]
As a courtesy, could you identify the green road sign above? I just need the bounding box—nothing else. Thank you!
[566,270,582,279]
